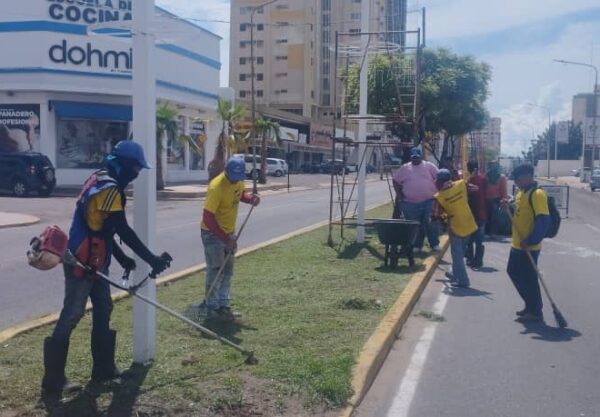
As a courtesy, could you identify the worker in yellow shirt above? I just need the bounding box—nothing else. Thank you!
[43,141,171,395]
[506,164,550,323]
[200,157,260,320]
[433,169,477,288]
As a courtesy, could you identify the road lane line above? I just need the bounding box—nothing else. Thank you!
[585,223,600,233]
[386,289,450,417]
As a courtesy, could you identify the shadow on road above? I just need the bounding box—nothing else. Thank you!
[442,284,494,299]
[519,321,582,342]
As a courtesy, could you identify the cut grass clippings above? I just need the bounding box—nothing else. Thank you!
[0,203,430,417]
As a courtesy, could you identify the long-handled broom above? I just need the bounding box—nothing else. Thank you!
[506,208,568,328]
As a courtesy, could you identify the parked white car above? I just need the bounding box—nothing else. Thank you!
[266,158,288,177]
[233,153,261,179]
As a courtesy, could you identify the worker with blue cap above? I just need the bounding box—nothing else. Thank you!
[200,156,260,320]
[42,140,172,395]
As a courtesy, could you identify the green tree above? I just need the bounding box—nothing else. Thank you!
[420,48,491,160]
[255,116,281,184]
[208,98,247,181]
[344,48,492,161]
[156,104,179,190]
[526,121,583,163]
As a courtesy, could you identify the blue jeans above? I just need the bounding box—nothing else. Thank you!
[400,199,440,249]
[507,249,542,316]
[201,230,234,310]
[450,232,470,286]
[52,265,113,344]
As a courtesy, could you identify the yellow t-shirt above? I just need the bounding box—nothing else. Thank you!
[512,187,549,250]
[86,187,123,232]
[201,172,245,234]
[434,180,477,238]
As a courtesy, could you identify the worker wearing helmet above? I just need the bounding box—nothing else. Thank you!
[200,157,260,320]
[433,169,477,288]
[42,140,171,395]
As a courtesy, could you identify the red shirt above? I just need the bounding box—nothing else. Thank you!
[468,173,487,222]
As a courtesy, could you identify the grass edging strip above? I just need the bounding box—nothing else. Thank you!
[0,203,385,345]
[337,235,450,417]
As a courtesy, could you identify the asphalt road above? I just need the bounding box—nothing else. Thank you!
[355,184,600,417]
[0,174,392,330]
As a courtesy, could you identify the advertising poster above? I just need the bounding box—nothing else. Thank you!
[0,104,41,152]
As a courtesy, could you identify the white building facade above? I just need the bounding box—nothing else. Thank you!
[0,0,222,185]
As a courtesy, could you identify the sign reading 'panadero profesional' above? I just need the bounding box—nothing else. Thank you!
[47,0,132,24]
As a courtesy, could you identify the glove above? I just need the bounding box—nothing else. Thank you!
[120,256,136,272]
[149,253,171,278]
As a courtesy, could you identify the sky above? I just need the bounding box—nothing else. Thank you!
[156,0,600,156]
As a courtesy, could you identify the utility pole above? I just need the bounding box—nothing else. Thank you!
[250,0,279,192]
[553,59,598,180]
[528,103,551,177]
[132,0,157,364]
[356,0,370,243]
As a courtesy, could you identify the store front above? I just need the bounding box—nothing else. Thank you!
[0,1,222,185]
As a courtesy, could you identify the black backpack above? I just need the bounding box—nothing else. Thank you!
[528,187,561,238]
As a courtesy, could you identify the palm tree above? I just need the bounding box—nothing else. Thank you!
[156,104,179,190]
[255,116,281,184]
[208,98,247,181]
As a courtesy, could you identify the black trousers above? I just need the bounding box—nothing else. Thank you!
[507,248,543,316]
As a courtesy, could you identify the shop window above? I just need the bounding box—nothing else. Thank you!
[167,117,185,170]
[56,119,128,169]
[188,120,206,171]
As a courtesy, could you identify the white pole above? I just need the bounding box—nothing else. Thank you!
[356,0,370,243]
[132,0,157,364]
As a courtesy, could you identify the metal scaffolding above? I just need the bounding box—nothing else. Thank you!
[327,28,423,246]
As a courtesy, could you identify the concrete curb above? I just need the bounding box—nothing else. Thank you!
[0,213,40,229]
[337,235,450,417]
[0,203,384,345]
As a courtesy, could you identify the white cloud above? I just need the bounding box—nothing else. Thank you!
[482,20,600,156]
[420,0,600,39]
[156,0,230,86]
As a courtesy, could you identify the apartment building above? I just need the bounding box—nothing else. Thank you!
[471,117,502,157]
[229,0,408,120]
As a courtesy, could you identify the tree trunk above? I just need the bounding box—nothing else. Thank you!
[156,154,165,190]
[259,133,267,184]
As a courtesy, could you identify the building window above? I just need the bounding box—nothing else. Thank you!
[257,90,264,98]
[240,74,246,81]
[240,57,247,65]
[56,119,128,169]
[240,6,253,14]
[240,23,247,31]
[257,73,264,81]
[275,72,287,78]
[275,4,289,10]
[239,91,246,98]
[276,55,288,61]
[257,40,264,47]
[257,23,264,31]
[351,12,361,20]
[257,57,264,64]
[239,41,247,48]
[276,39,288,44]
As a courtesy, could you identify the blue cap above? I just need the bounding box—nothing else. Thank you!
[410,147,422,158]
[112,140,151,169]
[437,168,452,182]
[226,157,246,182]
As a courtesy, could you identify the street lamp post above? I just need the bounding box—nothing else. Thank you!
[553,59,599,179]
[527,103,552,177]
[250,0,279,191]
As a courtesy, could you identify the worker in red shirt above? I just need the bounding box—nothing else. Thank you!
[465,160,487,269]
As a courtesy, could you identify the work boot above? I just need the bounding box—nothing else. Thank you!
[91,329,122,382]
[218,306,242,321]
[41,337,81,394]
[472,245,485,269]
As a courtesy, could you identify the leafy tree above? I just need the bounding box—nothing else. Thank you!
[344,48,492,161]
[156,104,179,190]
[208,98,247,181]
[526,121,583,164]
[420,48,491,160]
[255,116,281,184]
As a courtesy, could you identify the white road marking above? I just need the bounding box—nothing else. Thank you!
[386,289,450,417]
[585,223,600,234]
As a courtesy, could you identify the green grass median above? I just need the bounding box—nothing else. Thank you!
[0,204,429,417]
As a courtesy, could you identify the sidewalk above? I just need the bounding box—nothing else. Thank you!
[542,175,590,191]
[0,212,40,229]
